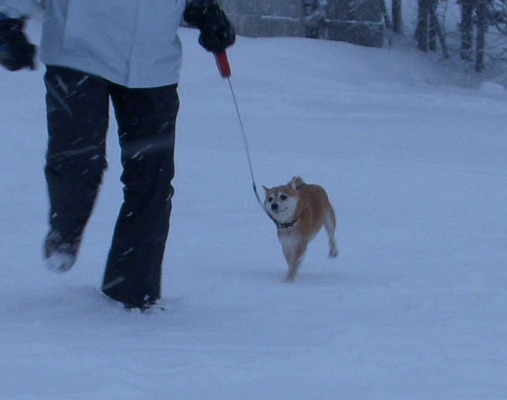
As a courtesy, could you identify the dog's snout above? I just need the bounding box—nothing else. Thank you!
[271,203,279,211]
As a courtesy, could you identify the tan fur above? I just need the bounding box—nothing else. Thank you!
[263,177,338,282]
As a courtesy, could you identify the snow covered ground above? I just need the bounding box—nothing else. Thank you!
[1,25,507,400]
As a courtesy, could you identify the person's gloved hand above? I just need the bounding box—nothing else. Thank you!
[184,0,235,53]
[0,14,36,71]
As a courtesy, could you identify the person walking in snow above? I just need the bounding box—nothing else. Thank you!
[0,0,235,310]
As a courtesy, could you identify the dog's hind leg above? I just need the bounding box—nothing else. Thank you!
[324,208,339,258]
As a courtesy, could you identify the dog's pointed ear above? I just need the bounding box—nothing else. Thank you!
[262,185,269,194]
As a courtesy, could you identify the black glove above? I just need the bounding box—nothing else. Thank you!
[184,0,235,53]
[0,15,36,71]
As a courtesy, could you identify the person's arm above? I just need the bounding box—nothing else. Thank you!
[184,0,235,53]
[0,0,39,18]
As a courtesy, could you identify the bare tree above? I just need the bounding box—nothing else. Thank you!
[416,0,447,55]
[392,0,403,33]
[460,0,475,60]
[458,0,492,72]
[475,0,490,71]
[416,0,430,51]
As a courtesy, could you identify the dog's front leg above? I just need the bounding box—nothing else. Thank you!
[281,245,296,282]
[284,241,308,282]
[279,232,295,280]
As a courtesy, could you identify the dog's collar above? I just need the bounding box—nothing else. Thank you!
[275,218,298,230]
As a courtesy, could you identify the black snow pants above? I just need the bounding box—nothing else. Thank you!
[44,66,179,307]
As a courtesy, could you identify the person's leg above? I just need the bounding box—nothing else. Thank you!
[44,66,109,272]
[102,83,179,308]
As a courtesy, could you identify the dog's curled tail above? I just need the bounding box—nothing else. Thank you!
[290,176,304,190]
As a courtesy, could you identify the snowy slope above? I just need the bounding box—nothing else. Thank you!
[1,26,507,399]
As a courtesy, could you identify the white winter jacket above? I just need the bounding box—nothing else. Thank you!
[0,0,187,88]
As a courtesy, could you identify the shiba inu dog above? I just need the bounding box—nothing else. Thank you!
[263,177,338,282]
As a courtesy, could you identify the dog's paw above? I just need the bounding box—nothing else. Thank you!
[329,243,339,258]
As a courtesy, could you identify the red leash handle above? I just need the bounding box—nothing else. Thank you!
[214,51,231,78]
